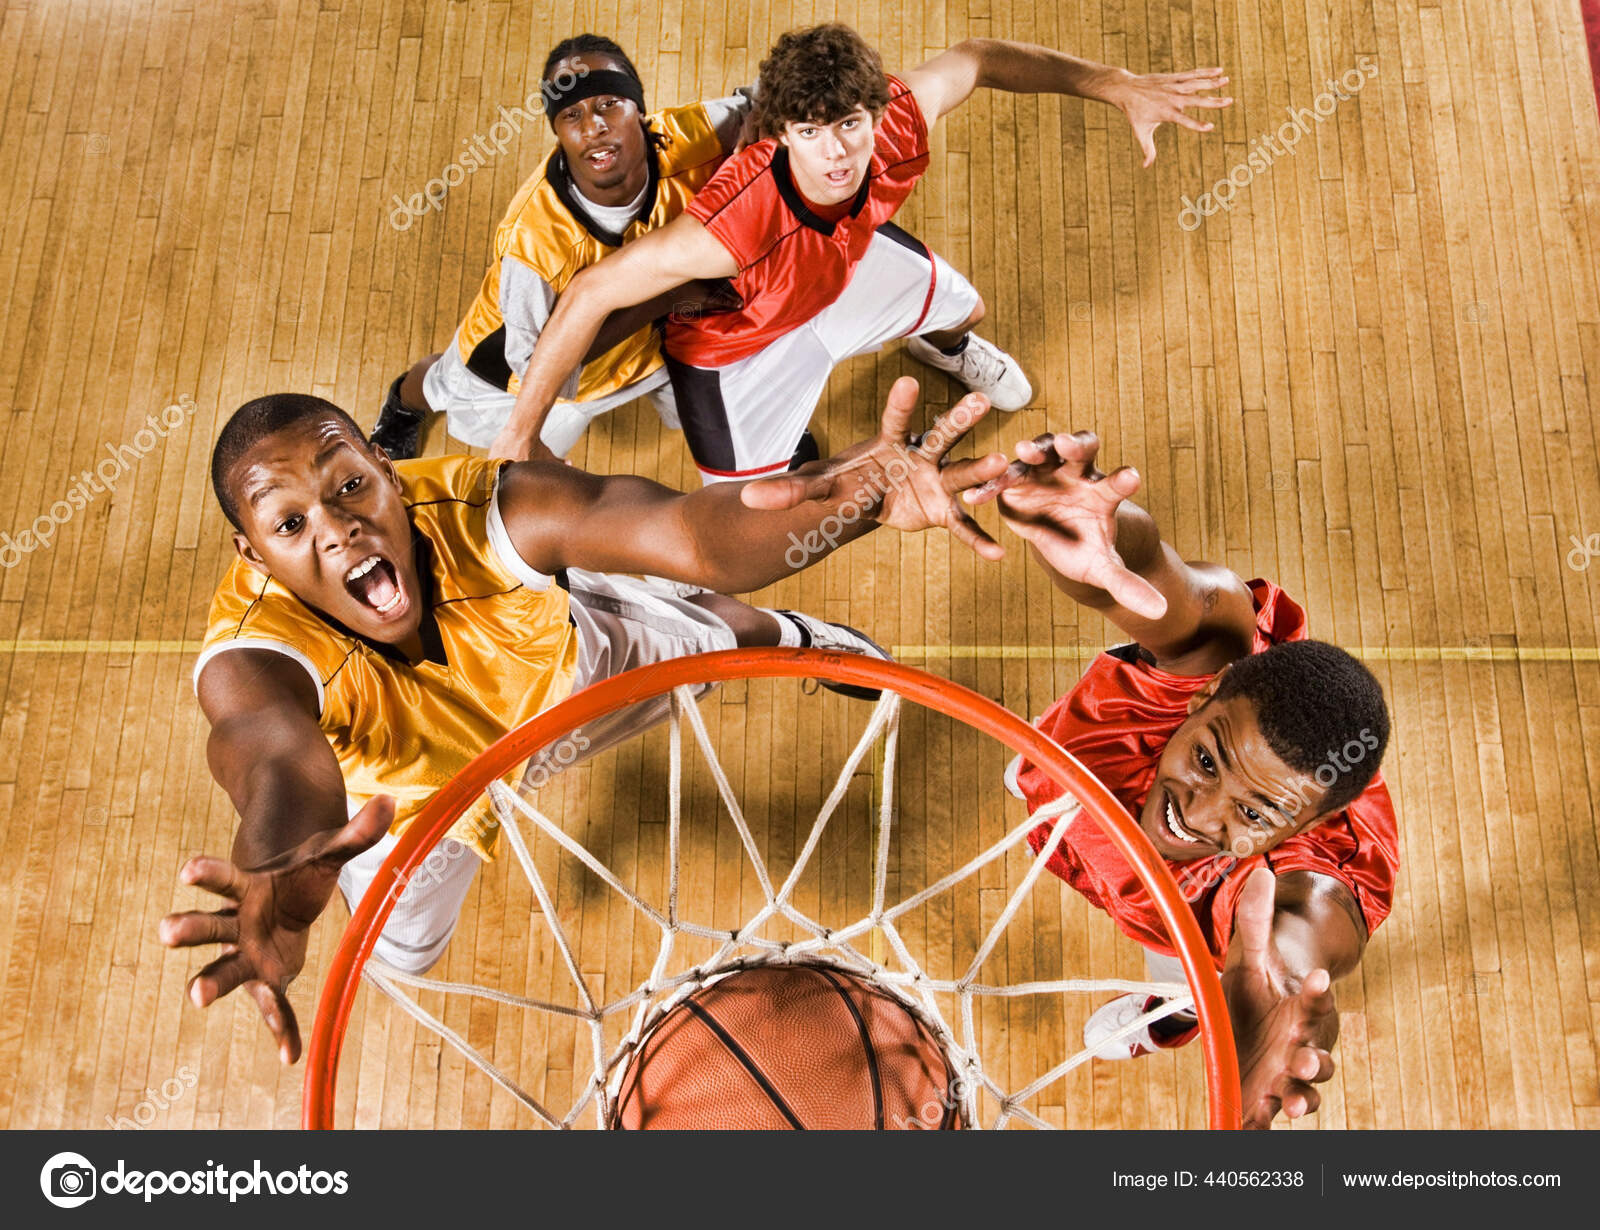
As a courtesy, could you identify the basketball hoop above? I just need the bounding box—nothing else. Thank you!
[303,648,1241,1129]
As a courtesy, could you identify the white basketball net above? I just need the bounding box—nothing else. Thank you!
[358,683,1199,1129]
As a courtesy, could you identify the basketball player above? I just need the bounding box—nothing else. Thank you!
[160,379,1008,1063]
[952,430,1399,1129]
[488,24,1233,480]
[369,35,755,461]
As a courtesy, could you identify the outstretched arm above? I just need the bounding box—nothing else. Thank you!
[968,431,1257,672]
[498,379,1010,592]
[903,39,1232,167]
[198,652,347,866]
[160,651,390,1063]
[1223,867,1367,1128]
[491,213,740,460]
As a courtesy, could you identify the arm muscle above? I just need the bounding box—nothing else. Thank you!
[197,650,348,868]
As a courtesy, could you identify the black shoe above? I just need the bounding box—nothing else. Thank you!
[370,374,424,459]
[787,428,821,470]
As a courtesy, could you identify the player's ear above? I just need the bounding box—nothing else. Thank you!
[233,532,270,578]
[1186,666,1227,715]
[368,442,402,489]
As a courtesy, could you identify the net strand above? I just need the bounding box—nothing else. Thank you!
[489,785,598,1022]
[676,683,777,906]
[492,780,670,932]
[773,691,900,908]
[961,802,1080,985]
[667,690,683,924]
[364,964,560,1128]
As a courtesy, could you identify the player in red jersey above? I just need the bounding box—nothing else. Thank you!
[369,35,756,462]
[895,428,1393,1128]
[490,25,1232,477]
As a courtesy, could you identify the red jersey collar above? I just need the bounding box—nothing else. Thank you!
[769,144,871,235]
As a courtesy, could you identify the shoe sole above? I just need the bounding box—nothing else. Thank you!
[810,623,891,701]
[985,382,1033,412]
[906,340,1032,412]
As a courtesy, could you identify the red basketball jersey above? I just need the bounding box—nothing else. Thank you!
[669,75,931,367]
[1014,580,1399,967]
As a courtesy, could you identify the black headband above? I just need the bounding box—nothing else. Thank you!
[542,68,646,120]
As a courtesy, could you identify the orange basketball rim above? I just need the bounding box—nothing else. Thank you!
[302,648,1242,1129]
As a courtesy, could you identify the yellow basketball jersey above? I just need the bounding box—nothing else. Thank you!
[196,455,579,859]
[454,101,730,401]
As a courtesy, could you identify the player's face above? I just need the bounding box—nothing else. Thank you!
[228,419,424,650]
[1136,693,1330,864]
[550,54,648,205]
[780,107,876,205]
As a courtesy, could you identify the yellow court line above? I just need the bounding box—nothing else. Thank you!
[0,640,206,654]
[1343,648,1600,663]
[0,640,1595,662]
[889,646,1600,663]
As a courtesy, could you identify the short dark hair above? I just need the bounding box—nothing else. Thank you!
[541,34,664,151]
[753,23,891,136]
[1211,639,1391,815]
[211,393,367,531]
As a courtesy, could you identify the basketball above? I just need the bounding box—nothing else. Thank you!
[612,963,960,1129]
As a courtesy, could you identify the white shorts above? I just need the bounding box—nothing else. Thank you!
[336,571,737,974]
[423,334,680,457]
[667,223,981,483]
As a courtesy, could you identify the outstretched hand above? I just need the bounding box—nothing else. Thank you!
[964,430,1166,618]
[1223,867,1340,1129]
[741,376,1010,560]
[1102,66,1233,167]
[159,797,394,1064]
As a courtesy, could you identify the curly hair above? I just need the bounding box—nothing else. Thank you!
[1211,639,1392,815]
[753,23,891,137]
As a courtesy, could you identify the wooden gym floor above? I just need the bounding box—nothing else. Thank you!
[0,0,1597,1129]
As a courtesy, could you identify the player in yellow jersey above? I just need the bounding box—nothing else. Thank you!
[161,379,1008,1063]
[372,35,760,464]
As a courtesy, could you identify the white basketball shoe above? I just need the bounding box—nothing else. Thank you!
[905,333,1033,411]
[1083,993,1198,1060]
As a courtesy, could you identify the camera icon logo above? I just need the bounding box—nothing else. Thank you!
[40,1152,97,1208]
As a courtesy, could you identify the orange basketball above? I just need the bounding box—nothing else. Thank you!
[613,963,960,1129]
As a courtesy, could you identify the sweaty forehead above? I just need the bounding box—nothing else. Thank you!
[232,417,366,509]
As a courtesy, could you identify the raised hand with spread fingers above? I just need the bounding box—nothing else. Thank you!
[741,377,1009,561]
